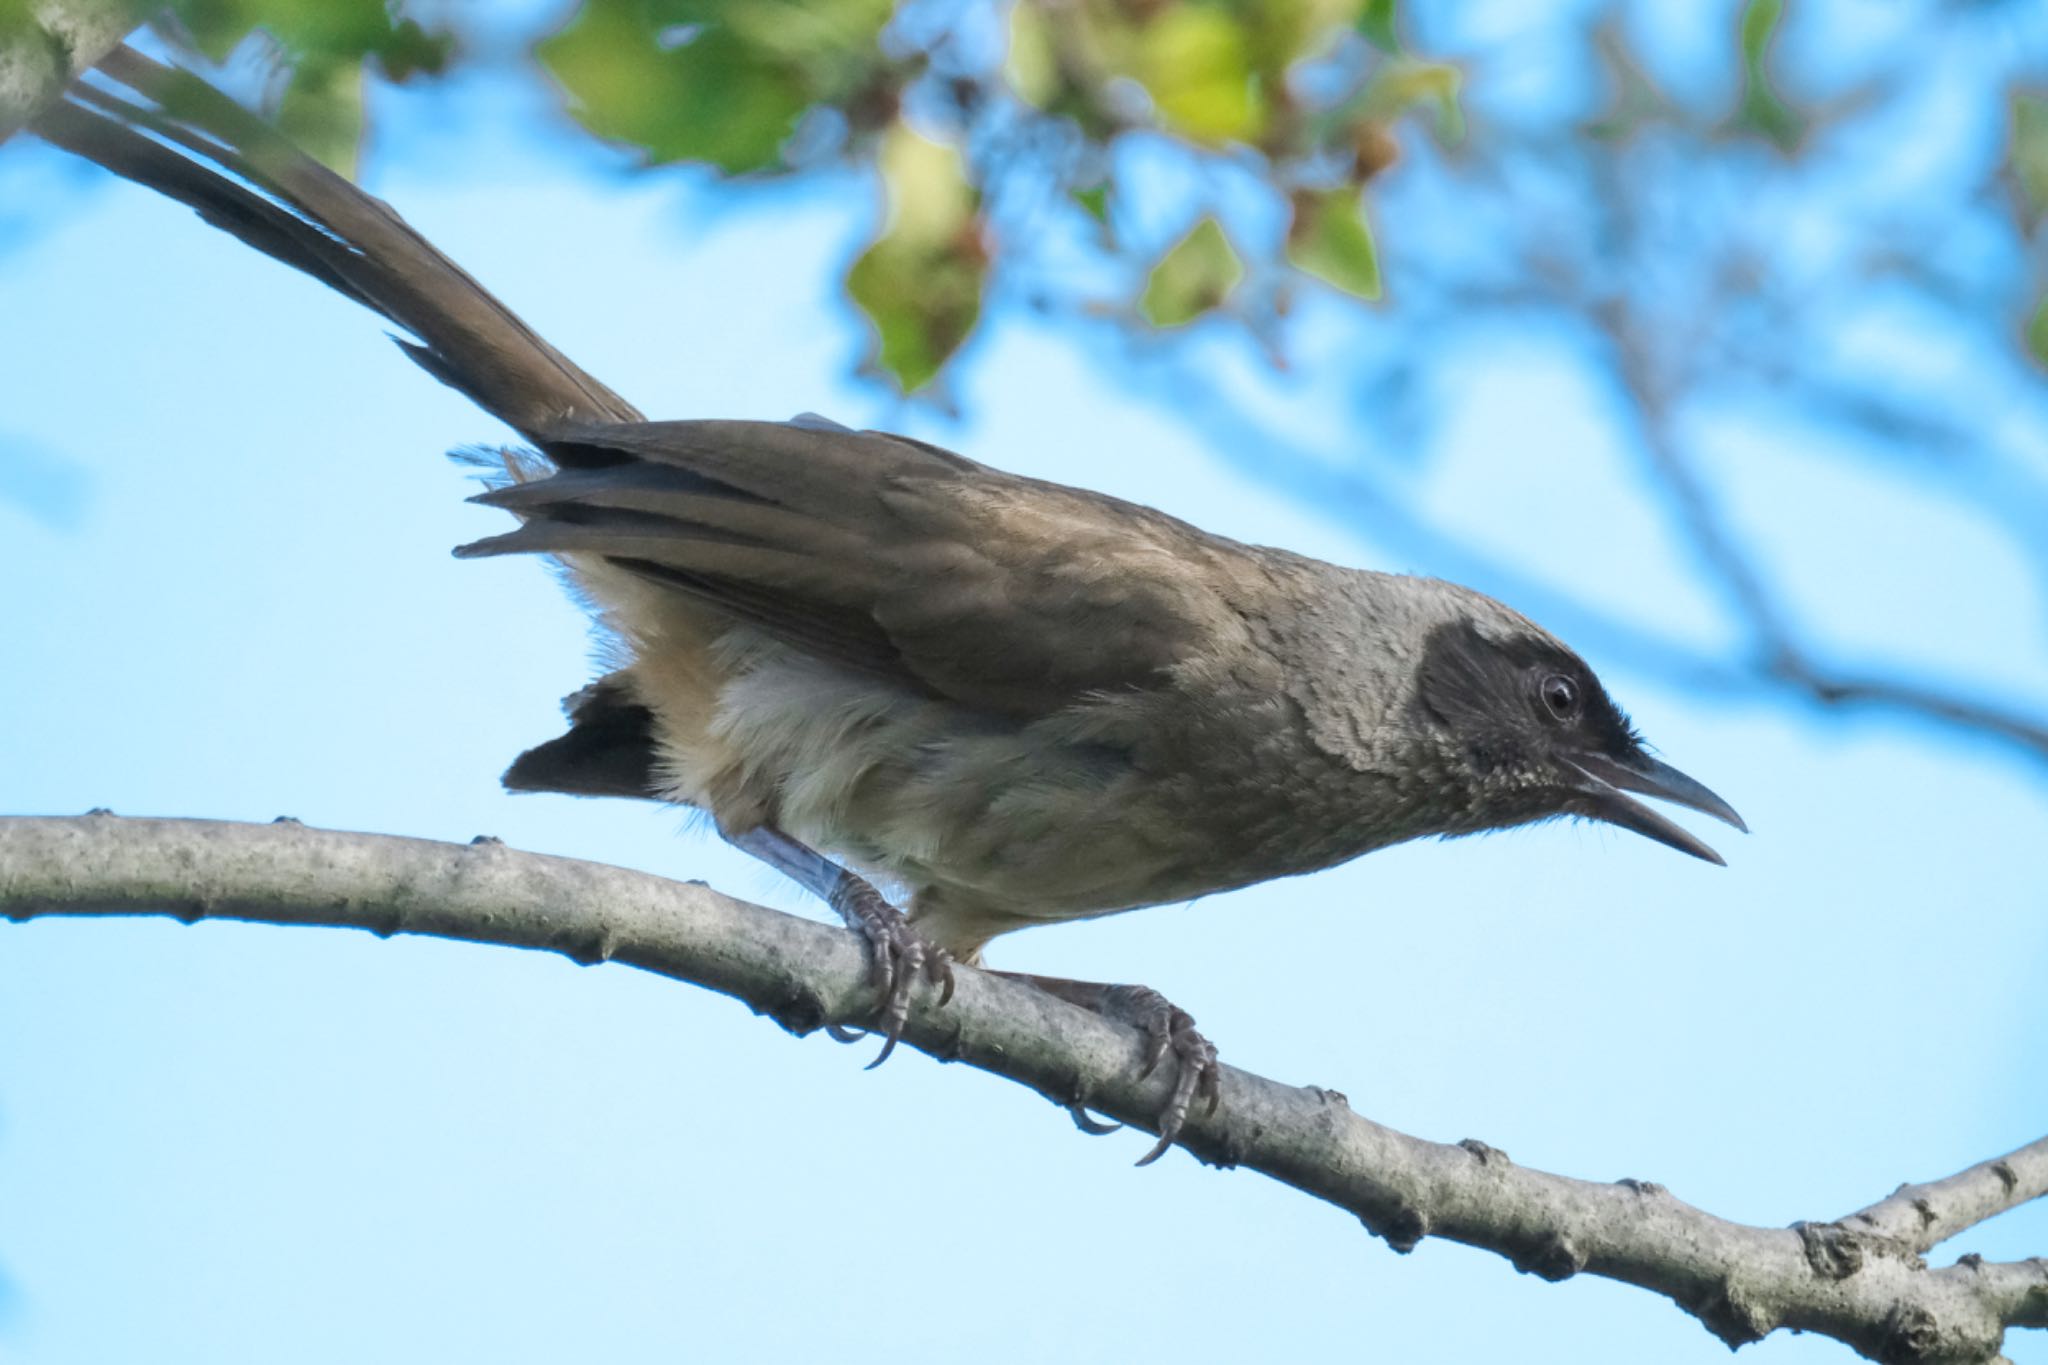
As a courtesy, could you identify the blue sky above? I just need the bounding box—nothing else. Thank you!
[0,11,2044,1364]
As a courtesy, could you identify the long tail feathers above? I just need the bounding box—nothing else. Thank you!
[31,45,639,436]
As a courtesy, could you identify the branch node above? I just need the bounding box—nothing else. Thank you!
[1512,1231,1586,1283]
[562,924,622,967]
[755,985,828,1037]
[1048,1067,1094,1111]
[1992,1161,2018,1195]
[1618,1177,1665,1196]
[1361,1203,1429,1254]
[1796,1221,1866,1281]
[1879,1304,1941,1365]
[927,1018,969,1063]
[469,834,505,847]
[1199,1127,1251,1171]
[1694,1281,1771,1349]
[272,815,302,825]
[1459,1137,1510,1166]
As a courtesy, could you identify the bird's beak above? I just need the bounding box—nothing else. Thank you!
[1563,750,1748,866]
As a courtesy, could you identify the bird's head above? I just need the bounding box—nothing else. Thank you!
[1410,613,1746,864]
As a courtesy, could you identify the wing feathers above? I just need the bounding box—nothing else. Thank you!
[467,418,1261,715]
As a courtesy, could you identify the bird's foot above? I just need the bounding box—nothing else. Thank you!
[1000,974,1222,1166]
[1104,984,1222,1165]
[827,871,955,1068]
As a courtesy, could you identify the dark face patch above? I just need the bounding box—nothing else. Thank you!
[1413,619,1642,799]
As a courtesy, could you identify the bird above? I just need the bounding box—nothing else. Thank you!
[34,46,1745,1164]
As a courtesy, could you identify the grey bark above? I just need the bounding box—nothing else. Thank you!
[2,813,2042,1363]
[0,0,144,141]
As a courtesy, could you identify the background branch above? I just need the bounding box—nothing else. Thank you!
[3,813,2042,1365]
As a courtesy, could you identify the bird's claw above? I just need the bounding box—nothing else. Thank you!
[1067,1104,1124,1136]
[829,874,955,1068]
[1101,985,1221,1166]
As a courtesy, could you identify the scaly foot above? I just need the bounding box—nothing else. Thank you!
[1000,974,1222,1165]
[720,824,955,1066]
[828,872,955,1067]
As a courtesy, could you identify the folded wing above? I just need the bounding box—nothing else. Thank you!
[462,415,1260,716]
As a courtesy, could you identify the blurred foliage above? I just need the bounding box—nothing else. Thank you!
[846,122,984,389]
[36,0,2048,761]
[1285,187,1378,300]
[1141,216,1241,326]
[538,0,894,173]
[143,0,1461,391]
[167,0,448,173]
[1729,0,1802,151]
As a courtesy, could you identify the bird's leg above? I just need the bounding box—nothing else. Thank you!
[993,972,1222,1166]
[721,824,954,1066]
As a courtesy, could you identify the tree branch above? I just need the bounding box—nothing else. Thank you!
[1836,1138,2048,1256]
[0,0,144,141]
[3,813,2042,1364]
[1967,1259,2048,1332]
[1593,301,2048,769]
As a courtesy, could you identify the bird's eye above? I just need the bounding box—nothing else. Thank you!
[1540,673,1580,720]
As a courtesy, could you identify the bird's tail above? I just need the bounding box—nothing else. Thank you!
[32,44,641,436]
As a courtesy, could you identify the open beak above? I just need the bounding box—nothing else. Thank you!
[1564,750,1747,866]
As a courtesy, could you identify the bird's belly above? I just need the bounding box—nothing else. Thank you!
[800,727,1193,921]
[704,648,1395,953]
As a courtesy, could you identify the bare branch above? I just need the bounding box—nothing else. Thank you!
[1838,1137,2048,1255]
[1959,1259,2048,1332]
[3,813,2042,1364]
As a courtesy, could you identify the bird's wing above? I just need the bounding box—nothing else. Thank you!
[460,415,1262,716]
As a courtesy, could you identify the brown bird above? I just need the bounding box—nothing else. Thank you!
[35,47,1744,1163]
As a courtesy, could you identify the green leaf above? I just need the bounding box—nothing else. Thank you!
[160,0,451,174]
[1005,0,1059,107]
[1357,0,1400,54]
[2012,93,2048,227]
[1071,183,1109,225]
[1141,217,1243,327]
[274,53,364,176]
[2026,293,2048,370]
[538,0,891,174]
[375,18,453,82]
[719,0,894,63]
[1731,0,1803,152]
[1738,0,1779,68]
[846,126,986,391]
[1133,7,1263,145]
[170,0,262,61]
[170,0,413,64]
[1286,189,1380,300]
[1241,0,1369,76]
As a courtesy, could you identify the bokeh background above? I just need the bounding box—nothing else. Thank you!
[2,0,2044,1361]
